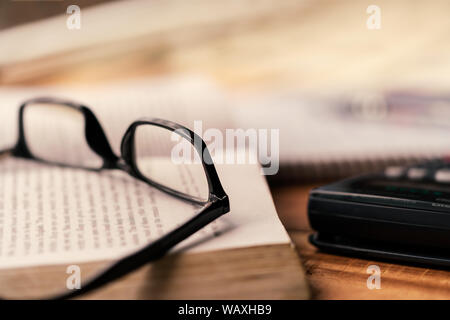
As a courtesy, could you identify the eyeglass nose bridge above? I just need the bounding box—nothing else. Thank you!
[81,106,120,167]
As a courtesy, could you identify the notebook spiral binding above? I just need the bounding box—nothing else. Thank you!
[268,155,436,185]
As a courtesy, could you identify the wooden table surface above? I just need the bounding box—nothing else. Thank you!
[272,185,450,299]
[2,0,450,300]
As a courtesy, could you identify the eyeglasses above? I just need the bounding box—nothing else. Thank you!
[1,97,229,299]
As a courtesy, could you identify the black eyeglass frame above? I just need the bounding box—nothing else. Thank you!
[6,97,230,299]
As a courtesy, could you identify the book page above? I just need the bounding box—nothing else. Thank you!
[0,77,290,269]
[0,155,289,269]
[0,76,232,154]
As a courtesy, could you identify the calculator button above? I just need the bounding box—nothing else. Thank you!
[385,166,406,179]
[407,168,427,180]
[435,169,450,183]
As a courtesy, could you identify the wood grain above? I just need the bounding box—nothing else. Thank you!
[0,0,117,30]
[290,231,450,300]
[272,185,450,300]
[0,244,309,300]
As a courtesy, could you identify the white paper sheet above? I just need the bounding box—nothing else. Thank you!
[0,156,289,269]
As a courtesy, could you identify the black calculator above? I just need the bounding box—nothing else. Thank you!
[308,157,450,268]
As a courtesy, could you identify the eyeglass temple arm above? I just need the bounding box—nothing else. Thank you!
[52,198,227,300]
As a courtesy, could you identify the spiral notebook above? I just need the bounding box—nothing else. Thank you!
[232,90,450,182]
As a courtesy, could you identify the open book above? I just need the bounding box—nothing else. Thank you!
[0,80,309,299]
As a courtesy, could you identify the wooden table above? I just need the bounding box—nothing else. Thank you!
[2,0,450,300]
[273,185,450,299]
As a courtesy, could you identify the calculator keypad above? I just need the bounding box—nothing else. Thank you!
[385,157,450,184]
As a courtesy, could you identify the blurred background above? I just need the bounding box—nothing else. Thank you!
[1,0,450,91]
[2,1,450,299]
[1,0,450,190]
[0,0,450,298]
